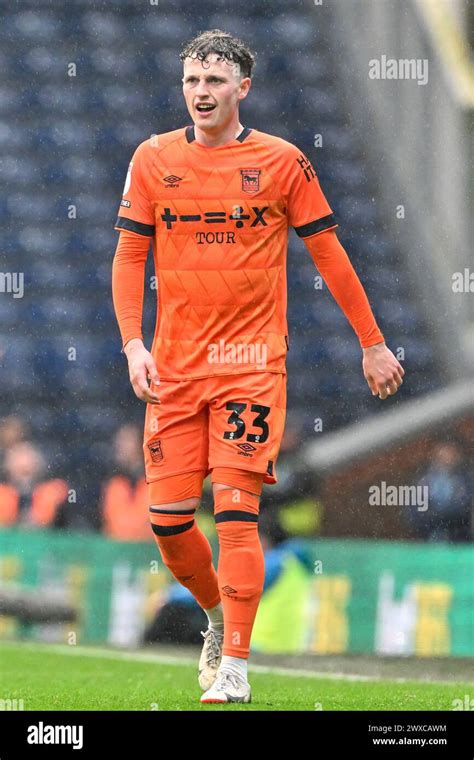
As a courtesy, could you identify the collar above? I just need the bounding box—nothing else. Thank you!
[185,125,252,145]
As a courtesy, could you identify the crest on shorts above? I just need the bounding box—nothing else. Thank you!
[148,439,163,463]
[241,169,260,193]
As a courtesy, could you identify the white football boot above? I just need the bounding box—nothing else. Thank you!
[198,627,224,691]
[200,669,252,703]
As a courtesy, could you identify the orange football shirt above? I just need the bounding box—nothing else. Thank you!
[114,125,337,380]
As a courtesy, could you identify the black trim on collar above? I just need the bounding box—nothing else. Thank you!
[236,126,252,142]
[185,125,252,144]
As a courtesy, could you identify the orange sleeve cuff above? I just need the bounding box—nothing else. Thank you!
[303,228,384,348]
[112,229,151,350]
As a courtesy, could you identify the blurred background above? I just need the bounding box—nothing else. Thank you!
[0,0,472,661]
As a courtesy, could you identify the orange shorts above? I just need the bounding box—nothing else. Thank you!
[143,371,286,496]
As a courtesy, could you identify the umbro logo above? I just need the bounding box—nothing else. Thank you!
[222,585,237,595]
[237,443,256,452]
[163,174,182,187]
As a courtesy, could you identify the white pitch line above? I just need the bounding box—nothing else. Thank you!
[2,641,467,685]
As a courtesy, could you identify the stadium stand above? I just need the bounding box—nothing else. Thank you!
[0,0,448,507]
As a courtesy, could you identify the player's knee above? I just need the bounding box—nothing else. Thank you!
[213,479,261,547]
[211,467,263,498]
[148,496,199,544]
[148,474,203,541]
[147,470,205,508]
[149,496,200,511]
[148,499,198,553]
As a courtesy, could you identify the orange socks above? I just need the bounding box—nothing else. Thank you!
[149,507,221,610]
[214,488,264,659]
[150,488,265,659]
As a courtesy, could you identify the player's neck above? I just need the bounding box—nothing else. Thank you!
[193,120,244,148]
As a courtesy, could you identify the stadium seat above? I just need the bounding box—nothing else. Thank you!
[0,3,436,472]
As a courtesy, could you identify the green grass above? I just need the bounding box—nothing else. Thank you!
[1,641,471,711]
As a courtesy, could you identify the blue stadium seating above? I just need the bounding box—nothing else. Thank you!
[0,1,440,481]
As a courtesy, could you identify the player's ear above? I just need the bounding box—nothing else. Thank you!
[238,77,252,101]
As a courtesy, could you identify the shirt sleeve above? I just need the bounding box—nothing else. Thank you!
[112,229,151,350]
[284,145,338,238]
[114,140,155,237]
[304,228,385,348]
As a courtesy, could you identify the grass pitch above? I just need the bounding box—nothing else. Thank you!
[1,641,472,711]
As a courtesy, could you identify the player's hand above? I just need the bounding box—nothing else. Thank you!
[362,342,405,400]
[124,338,161,404]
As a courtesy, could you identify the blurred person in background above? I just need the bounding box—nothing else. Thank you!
[261,414,324,537]
[100,423,151,541]
[407,440,471,543]
[0,441,69,528]
[0,415,28,478]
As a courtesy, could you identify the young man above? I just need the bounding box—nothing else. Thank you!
[112,29,404,704]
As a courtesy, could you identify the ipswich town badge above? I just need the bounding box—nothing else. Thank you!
[241,169,261,193]
[148,440,163,463]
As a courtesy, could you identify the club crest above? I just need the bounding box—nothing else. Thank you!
[241,169,261,193]
[148,440,163,463]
